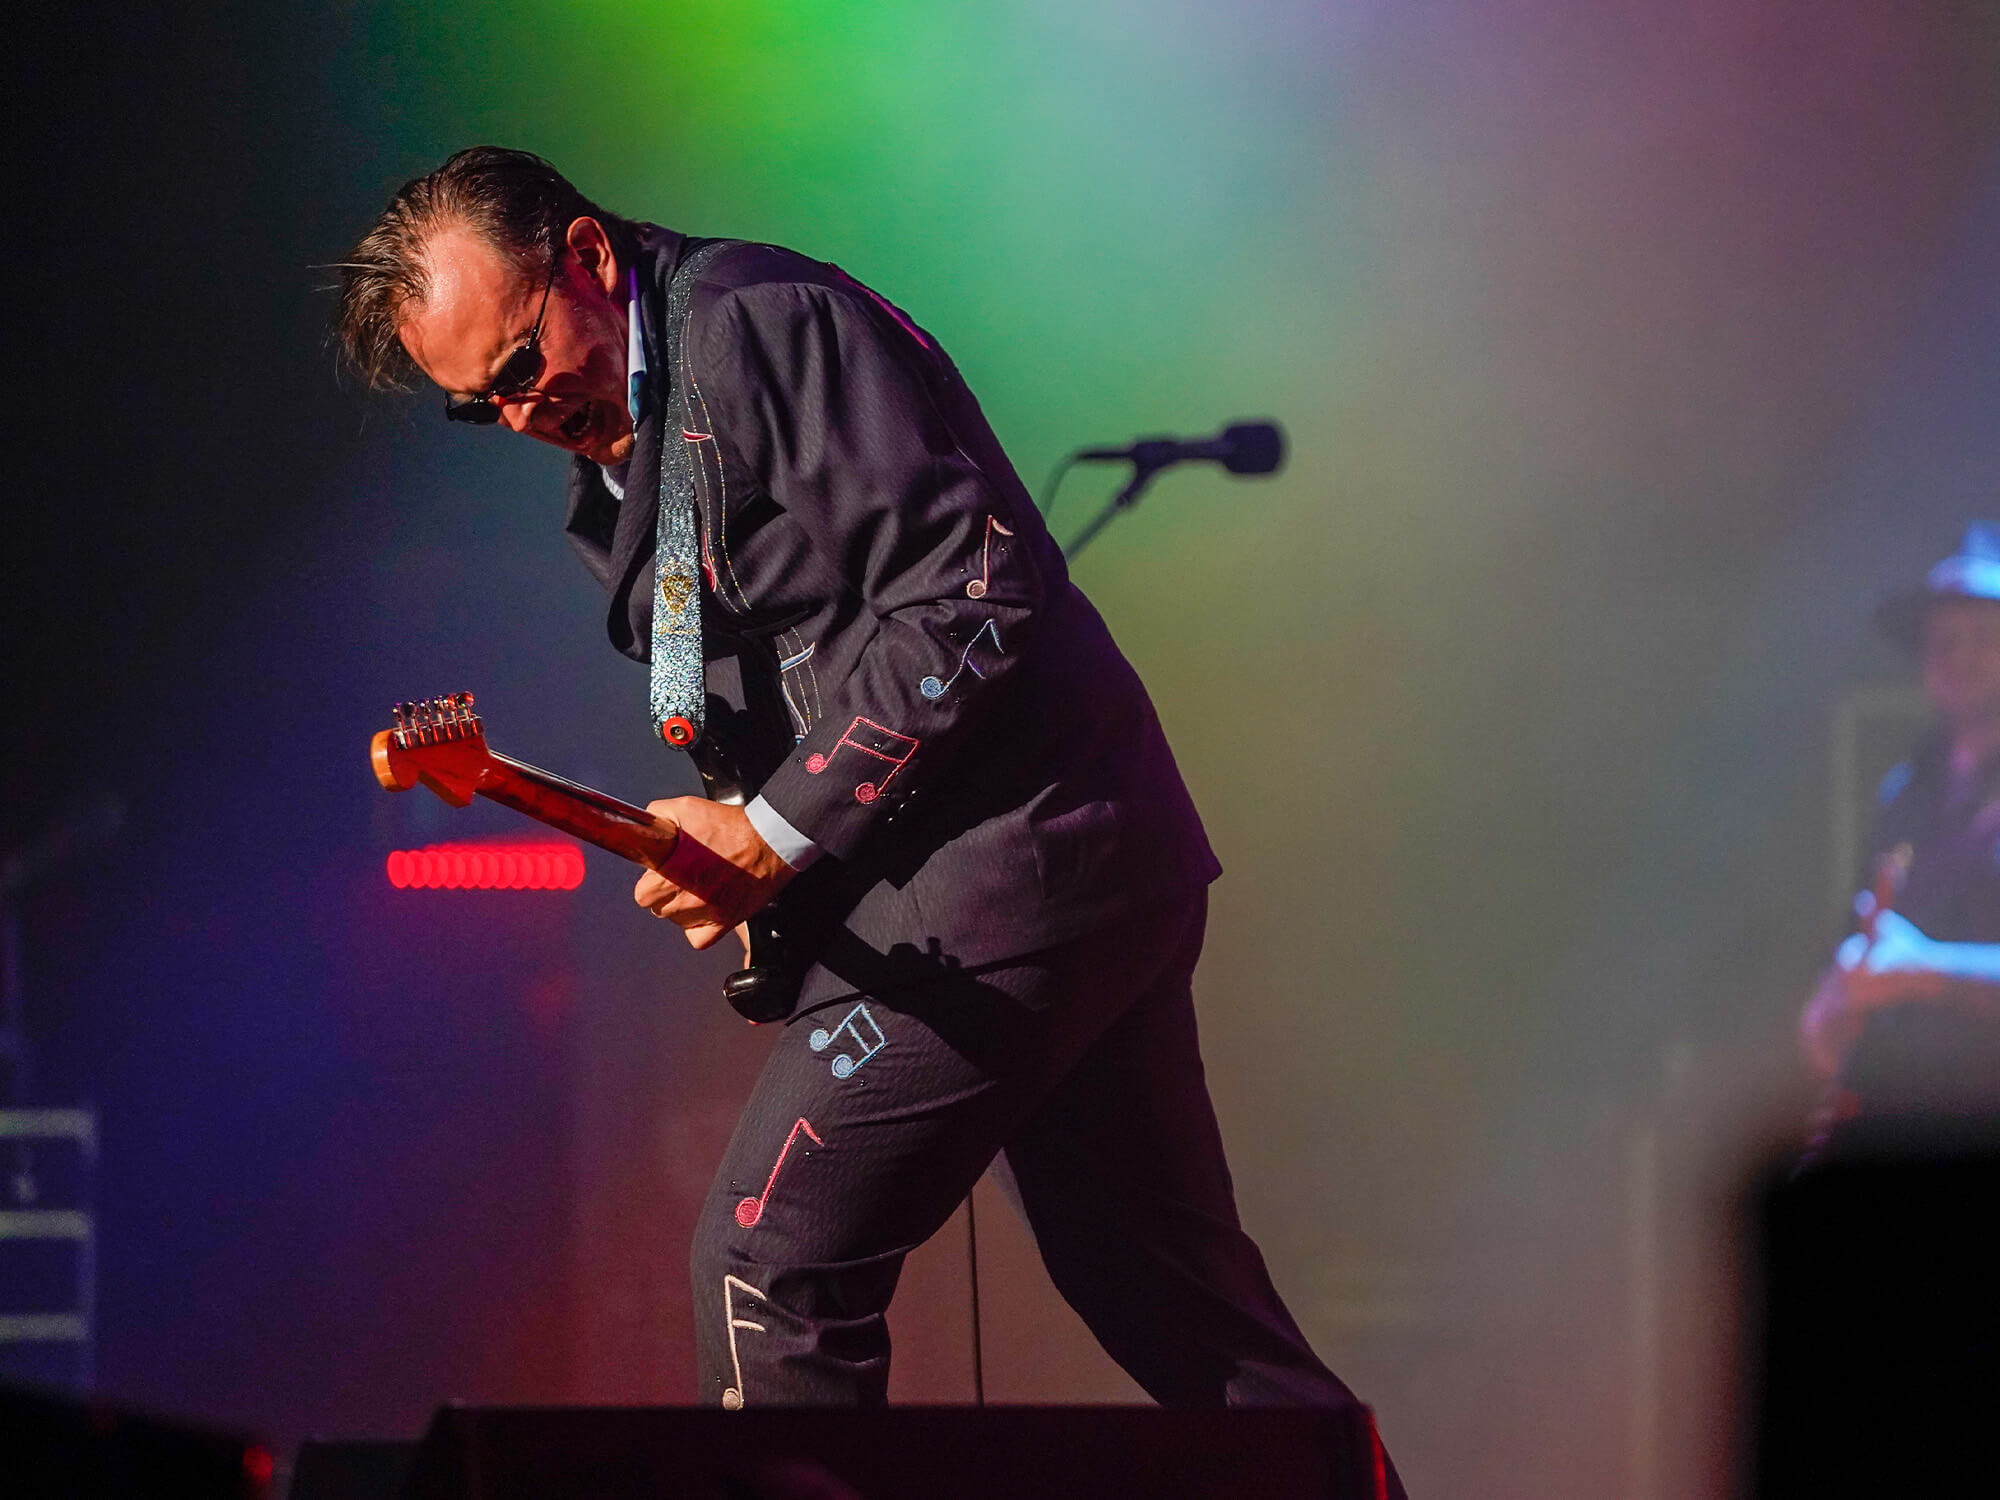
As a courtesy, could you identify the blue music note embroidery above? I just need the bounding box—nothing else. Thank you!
[807,1002,889,1079]
[921,619,1004,701]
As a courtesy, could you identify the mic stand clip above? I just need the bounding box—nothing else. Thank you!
[1064,455,1169,561]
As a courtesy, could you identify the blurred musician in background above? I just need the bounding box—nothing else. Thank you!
[1800,524,2000,1140]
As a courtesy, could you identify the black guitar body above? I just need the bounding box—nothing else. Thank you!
[686,692,815,1024]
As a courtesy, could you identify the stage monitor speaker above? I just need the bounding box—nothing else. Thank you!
[1753,1145,2000,1499]
[290,1439,416,1500]
[0,1381,271,1499]
[397,1403,1391,1500]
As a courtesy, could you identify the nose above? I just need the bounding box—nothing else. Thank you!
[498,397,535,435]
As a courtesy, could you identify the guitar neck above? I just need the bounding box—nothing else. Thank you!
[476,751,678,870]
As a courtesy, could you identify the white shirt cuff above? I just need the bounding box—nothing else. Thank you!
[746,795,823,871]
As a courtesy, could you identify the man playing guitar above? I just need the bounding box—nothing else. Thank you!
[335,147,1398,1484]
[1801,525,2000,1141]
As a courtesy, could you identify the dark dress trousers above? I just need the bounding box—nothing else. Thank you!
[561,226,1395,1478]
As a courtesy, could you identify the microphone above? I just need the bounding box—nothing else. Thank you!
[1074,421,1285,476]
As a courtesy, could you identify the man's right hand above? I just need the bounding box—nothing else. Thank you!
[631,796,795,951]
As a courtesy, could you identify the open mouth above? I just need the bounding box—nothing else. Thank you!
[558,404,595,447]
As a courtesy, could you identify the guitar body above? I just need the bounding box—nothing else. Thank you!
[683,692,815,1025]
[371,693,807,1023]
[1800,842,1916,1162]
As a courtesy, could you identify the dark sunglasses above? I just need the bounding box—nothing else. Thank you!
[442,249,562,424]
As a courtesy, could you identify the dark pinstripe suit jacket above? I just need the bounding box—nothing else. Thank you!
[564,226,1218,1005]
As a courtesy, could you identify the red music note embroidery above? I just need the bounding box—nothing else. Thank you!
[735,1117,823,1228]
[804,717,920,803]
[966,515,1015,599]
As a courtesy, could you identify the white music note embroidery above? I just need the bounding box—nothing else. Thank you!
[736,1117,823,1228]
[966,515,1014,599]
[721,1273,769,1410]
[921,619,1003,701]
[807,1002,889,1079]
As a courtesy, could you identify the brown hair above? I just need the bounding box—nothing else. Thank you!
[331,146,640,389]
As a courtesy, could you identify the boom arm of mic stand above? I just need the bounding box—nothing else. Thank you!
[1064,464,1161,560]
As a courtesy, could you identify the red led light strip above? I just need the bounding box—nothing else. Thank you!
[386,841,586,891]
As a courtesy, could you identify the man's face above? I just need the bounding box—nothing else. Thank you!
[1920,597,2000,731]
[398,220,635,466]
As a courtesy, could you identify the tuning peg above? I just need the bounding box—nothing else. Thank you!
[437,691,478,741]
[386,693,481,748]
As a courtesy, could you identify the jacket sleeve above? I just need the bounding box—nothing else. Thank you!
[694,278,1044,861]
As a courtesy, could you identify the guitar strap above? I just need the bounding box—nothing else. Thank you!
[648,238,738,751]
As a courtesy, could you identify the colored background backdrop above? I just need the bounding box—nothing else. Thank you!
[8,3,2000,1496]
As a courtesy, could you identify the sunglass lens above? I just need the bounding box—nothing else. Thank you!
[441,335,543,424]
[444,395,502,425]
[492,342,544,398]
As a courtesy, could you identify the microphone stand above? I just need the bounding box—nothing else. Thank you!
[1064,461,1165,560]
[966,1187,985,1405]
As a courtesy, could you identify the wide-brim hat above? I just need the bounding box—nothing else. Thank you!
[1874,522,2000,652]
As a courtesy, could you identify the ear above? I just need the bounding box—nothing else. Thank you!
[566,216,622,296]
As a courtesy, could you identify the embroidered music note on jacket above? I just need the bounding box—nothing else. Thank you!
[966,514,1014,599]
[804,717,920,804]
[921,619,1004,701]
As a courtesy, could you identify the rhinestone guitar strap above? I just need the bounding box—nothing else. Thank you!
[648,239,737,749]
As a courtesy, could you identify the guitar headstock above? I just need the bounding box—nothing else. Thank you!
[370,692,492,807]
